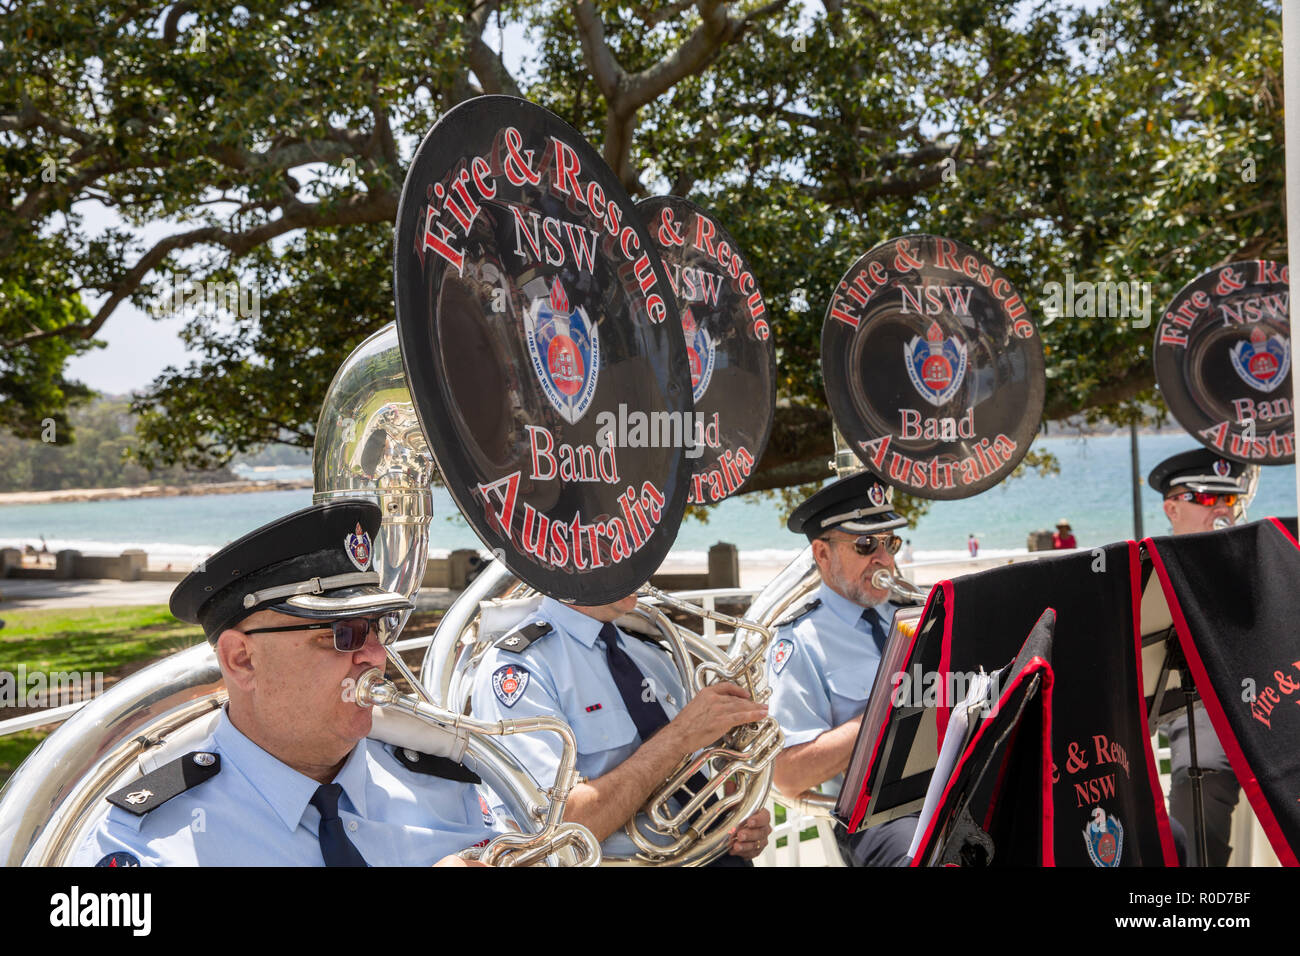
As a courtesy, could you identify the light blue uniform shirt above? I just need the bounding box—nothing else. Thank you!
[69,709,504,866]
[470,596,688,860]
[765,583,898,792]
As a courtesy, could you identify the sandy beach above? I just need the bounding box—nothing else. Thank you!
[0,479,312,506]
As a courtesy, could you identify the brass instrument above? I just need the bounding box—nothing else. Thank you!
[419,563,783,866]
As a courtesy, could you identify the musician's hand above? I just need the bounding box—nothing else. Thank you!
[666,682,768,753]
[727,808,772,859]
[435,854,489,867]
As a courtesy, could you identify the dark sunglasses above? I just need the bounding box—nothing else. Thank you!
[1168,491,1238,508]
[242,612,403,651]
[821,533,903,557]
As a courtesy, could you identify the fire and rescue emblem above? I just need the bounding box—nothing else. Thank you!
[904,321,968,407]
[1083,806,1124,867]
[344,522,372,571]
[772,638,795,676]
[868,483,887,507]
[1229,326,1290,393]
[491,664,530,708]
[681,306,716,403]
[1213,459,1232,477]
[524,277,600,423]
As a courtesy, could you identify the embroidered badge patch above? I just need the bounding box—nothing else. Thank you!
[1083,807,1124,867]
[96,851,141,867]
[491,664,530,708]
[772,638,795,676]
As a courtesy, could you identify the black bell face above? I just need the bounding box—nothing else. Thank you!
[393,96,692,605]
[822,235,1045,500]
[638,196,776,506]
[1154,260,1292,466]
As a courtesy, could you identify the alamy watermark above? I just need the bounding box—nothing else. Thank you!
[595,404,723,460]
[1040,273,1151,329]
[0,666,104,708]
[890,666,1001,716]
[151,275,260,320]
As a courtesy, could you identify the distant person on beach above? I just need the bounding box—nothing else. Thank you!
[71,500,501,867]
[1052,519,1077,549]
[765,472,920,867]
[1148,449,1249,866]
[899,539,914,564]
[39,535,49,554]
[967,534,978,557]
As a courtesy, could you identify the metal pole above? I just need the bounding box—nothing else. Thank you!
[1284,3,1300,517]
[1130,419,1144,540]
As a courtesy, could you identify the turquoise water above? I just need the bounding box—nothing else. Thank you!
[1,433,1295,562]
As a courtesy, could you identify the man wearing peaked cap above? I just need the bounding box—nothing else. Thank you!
[71,500,505,867]
[1148,448,1249,536]
[766,471,919,866]
[1148,449,1249,866]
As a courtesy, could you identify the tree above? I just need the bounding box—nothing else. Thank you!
[1,0,1286,497]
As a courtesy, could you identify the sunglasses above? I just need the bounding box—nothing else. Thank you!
[242,612,403,651]
[821,533,903,557]
[1168,491,1239,508]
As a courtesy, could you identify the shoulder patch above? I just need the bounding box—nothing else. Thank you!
[491,664,530,708]
[496,620,552,652]
[773,597,821,629]
[95,851,141,867]
[391,746,482,784]
[771,637,796,676]
[106,751,221,817]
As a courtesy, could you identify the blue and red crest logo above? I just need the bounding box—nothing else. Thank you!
[682,306,716,403]
[771,638,795,676]
[868,483,887,507]
[524,278,600,423]
[904,321,968,407]
[344,522,372,571]
[1082,807,1124,867]
[1229,326,1290,394]
[1213,458,1232,478]
[491,664,530,708]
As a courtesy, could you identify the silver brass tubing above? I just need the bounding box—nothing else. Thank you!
[353,668,599,867]
[871,568,928,604]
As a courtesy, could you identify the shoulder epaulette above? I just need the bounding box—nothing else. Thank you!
[391,746,482,784]
[773,597,821,629]
[495,620,552,652]
[106,751,221,817]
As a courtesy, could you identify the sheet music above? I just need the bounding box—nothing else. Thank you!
[906,670,992,862]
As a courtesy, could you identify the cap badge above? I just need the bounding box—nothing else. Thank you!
[867,483,887,507]
[344,522,373,571]
[1213,459,1232,477]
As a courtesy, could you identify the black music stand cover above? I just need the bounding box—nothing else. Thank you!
[1143,517,1300,866]
[842,543,1177,866]
[909,609,1056,866]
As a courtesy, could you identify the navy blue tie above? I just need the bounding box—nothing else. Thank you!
[310,783,368,867]
[601,622,712,803]
[601,622,673,740]
[862,607,889,655]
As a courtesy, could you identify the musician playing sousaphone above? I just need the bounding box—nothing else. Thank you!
[393,101,779,865]
[765,234,1046,866]
[469,195,776,865]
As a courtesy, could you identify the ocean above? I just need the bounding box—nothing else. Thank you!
[1,433,1295,567]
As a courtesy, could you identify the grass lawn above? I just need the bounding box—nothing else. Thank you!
[0,605,206,788]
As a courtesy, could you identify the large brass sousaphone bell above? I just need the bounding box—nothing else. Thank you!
[325,103,784,865]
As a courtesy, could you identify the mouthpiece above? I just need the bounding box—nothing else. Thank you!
[872,569,927,603]
[1212,516,1233,530]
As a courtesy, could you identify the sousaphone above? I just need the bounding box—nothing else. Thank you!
[414,188,783,864]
